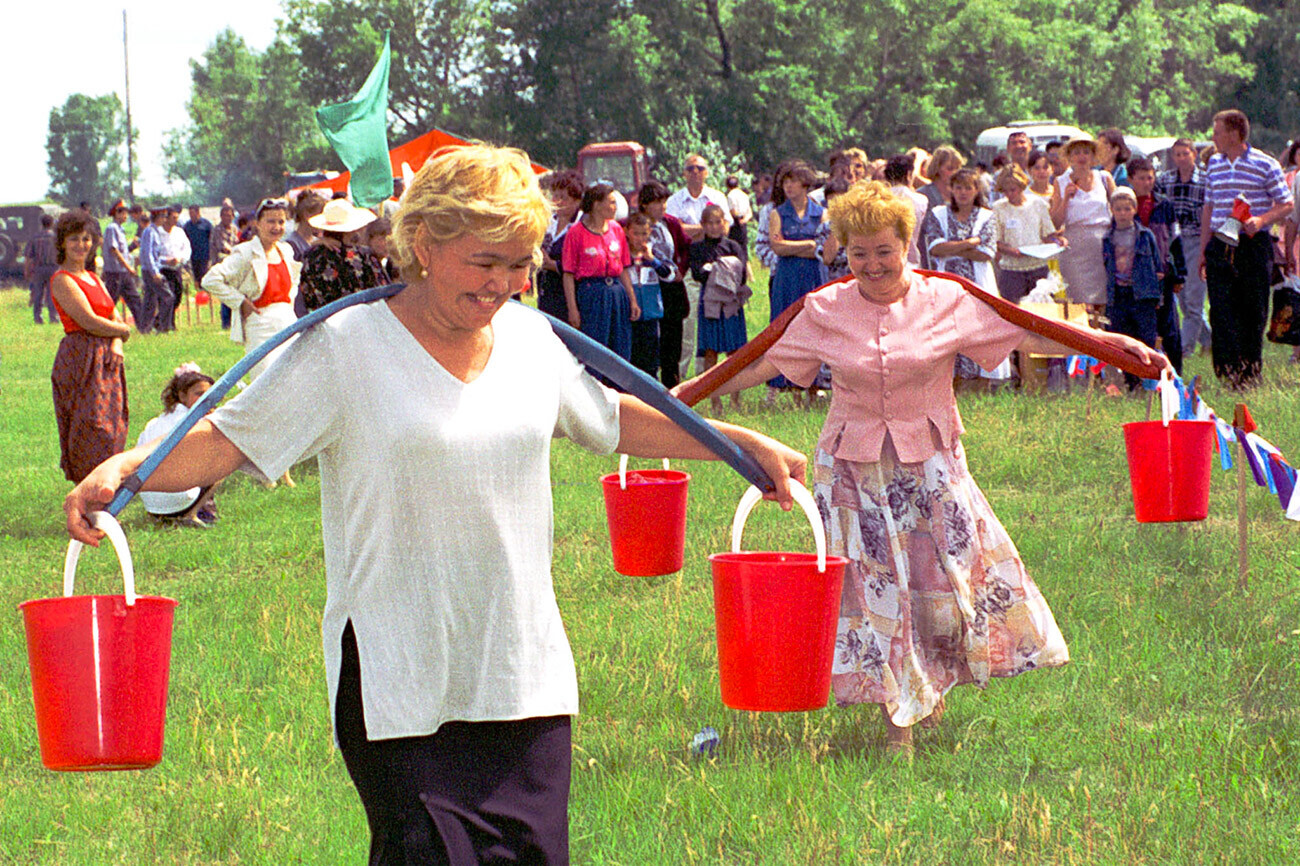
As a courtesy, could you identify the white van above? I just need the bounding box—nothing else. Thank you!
[974,120,1089,166]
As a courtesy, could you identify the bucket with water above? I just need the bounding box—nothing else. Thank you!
[709,483,848,712]
[601,455,691,576]
[1123,420,1214,522]
[19,512,178,771]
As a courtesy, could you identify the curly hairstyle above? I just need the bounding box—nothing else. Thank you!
[827,180,915,247]
[54,210,101,269]
[161,365,216,412]
[390,144,551,282]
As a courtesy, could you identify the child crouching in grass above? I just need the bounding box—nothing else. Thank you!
[625,211,675,379]
[691,204,751,414]
[1103,187,1165,391]
[137,363,219,527]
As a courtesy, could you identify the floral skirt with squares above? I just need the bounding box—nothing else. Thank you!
[814,440,1069,728]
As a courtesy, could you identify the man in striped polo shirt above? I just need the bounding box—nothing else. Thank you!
[1200,109,1294,389]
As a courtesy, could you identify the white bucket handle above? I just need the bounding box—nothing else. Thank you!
[63,511,136,606]
[617,454,672,490]
[1157,369,1179,427]
[729,481,827,572]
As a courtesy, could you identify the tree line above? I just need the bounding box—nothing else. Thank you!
[46,0,1299,207]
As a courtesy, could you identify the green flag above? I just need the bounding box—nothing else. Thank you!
[316,31,392,208]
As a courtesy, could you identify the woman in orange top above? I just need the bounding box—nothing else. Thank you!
[202,198,303,382]
[202,198,302,486]
[48,210,133,483]
[677,182,1168,755]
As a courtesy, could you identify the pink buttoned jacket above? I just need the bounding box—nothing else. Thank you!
[767,272,1024,464]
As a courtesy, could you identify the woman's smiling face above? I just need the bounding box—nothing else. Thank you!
[846,229,909,304]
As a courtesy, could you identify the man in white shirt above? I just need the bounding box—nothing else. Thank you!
[162,207,190,330]
[665,154,731,242]
[665,153,731,379]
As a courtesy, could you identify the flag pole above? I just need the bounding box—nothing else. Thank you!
[1234,403,1252,591]
[123,9,135,204]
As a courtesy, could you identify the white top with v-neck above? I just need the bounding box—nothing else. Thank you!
[210,300,621,740]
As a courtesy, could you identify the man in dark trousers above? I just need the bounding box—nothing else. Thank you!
[183,204,213,286]
[1199,109,1294,389]
[22,214,59,324]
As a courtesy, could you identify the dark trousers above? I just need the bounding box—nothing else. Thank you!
[630,319,660,378]
[1157,275,1183,377]
[1205,233,1272,389]
[998,266,1049,304]
[30,267,58,323]
[657,280,688,388]
[103,271,146,330]
[140,272,175,333]
[1107,285,1160,391]
[335,623,571,865]
[161,268,184,329]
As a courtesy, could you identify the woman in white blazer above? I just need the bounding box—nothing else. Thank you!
[202,198,302,486]
[203,198,302,382]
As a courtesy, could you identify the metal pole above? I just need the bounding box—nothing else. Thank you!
[123,9,135,204]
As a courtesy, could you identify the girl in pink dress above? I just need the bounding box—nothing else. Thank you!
[678,182,1169,754]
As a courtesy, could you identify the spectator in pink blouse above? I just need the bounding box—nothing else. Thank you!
[562,182,641,369]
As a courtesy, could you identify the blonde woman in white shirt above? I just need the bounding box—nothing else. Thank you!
[65,144,805,865]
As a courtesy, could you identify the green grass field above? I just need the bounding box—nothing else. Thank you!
[1,279,1297,864]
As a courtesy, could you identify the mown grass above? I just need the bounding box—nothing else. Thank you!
[0,278,1297,864]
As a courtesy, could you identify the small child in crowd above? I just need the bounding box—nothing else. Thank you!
[1102,187,1165,391]
[365,218,400,283]
[625,212,674,378]
[137,363,219,527]
[690,204,751,413]
[816,178,853,282]
[1126,157,1184,377]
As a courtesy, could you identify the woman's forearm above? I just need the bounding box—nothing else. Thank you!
[772,238,817,258]
[562,273,577,314]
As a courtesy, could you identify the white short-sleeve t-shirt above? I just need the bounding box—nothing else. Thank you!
[210,300,621,741]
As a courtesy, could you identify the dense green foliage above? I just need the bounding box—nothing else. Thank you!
[1,278,1298,862]
[154,0,1295,203]
[161,30,336,204]
[44,94,132,209]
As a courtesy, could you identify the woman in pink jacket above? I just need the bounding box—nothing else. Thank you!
[677,181,1168,755]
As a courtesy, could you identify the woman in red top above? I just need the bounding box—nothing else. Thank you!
[48,210,132,483]
[201,198,302,486]
[561,182,640,369]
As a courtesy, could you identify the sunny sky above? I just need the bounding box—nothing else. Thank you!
[2,0,282,204]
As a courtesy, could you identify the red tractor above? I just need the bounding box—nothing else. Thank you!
[576,141,647,210]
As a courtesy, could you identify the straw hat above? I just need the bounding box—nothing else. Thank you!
[308,198,377,233]
[1062,135,1097,157]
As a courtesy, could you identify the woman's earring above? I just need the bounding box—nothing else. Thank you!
[421,268,428,278]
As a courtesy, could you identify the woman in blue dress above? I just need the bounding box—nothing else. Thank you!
[767,159,826,405]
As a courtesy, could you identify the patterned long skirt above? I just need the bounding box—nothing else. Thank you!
[51,333,128,483]
[813,441,1068,728]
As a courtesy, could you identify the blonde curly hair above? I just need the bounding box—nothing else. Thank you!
[390,143,552,282]
[826,180,915,247]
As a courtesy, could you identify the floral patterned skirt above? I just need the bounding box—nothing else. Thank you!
[813,440,1068,727]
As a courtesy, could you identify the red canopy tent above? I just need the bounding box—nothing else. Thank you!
[291,127,547,197]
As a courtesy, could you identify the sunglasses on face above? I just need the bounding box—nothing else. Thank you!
[685,166,707,173]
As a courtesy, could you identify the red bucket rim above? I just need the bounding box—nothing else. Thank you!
[1122,419,1214,431]
[709,551,850,566]
[19,594,179,611]
[600,469,691,484]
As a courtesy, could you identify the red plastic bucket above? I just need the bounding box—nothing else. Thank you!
[1123,420,1214,523]
[709,484,848,712]
[601,456,690,576]
[20,513,177,771]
